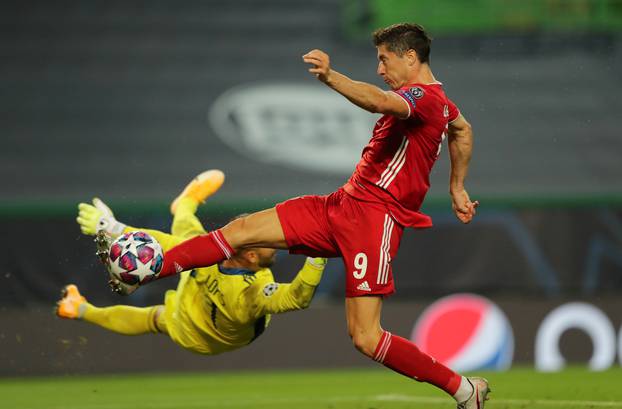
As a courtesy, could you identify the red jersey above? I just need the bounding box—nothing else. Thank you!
[343,82,460,228]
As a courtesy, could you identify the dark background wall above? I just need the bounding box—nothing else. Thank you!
[2,0,621,204]
[4,298,621,376]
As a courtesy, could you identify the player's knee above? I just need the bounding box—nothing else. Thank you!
[349,328,380,357]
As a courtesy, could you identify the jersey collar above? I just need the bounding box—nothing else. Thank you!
[218,265,255,276]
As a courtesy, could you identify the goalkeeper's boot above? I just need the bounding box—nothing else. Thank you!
[457,377,490,409]
[170,169,225,215]
[93,231,138,296]
[94,230,113,268]
[56,285,86,319]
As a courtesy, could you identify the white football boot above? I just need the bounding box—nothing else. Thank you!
[457,377,490,409]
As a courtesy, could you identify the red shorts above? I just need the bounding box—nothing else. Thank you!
[276,189,404,297]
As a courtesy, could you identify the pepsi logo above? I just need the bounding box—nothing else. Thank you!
[412,293,514,372]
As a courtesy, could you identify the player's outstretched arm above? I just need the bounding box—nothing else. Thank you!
[252,257,327,316]
[303,49,409,118]
[76,198,185,251]
[447,114,479,224]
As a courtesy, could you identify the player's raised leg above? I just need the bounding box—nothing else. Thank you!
[56,285,165,335]
[159,207,288,278]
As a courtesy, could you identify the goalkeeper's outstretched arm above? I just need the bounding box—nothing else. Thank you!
[76,198,185,251]
[78,198,190,296]
[250,257,327,316]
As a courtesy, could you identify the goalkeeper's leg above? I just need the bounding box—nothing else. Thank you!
[56,285,167,335]
[170,170,225,238]
[171,198,206,239]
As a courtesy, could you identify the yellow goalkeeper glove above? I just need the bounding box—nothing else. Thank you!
[306,257,327,269]
[299,257,328,286]
[76,198,126,237]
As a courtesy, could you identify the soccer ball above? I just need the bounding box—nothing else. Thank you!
[108,231,163,285]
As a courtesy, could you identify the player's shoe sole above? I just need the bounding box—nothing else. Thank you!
[56,284,86,319]
[457,377,490,409]
[170,169,225,215]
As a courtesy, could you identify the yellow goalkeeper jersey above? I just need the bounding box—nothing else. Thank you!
[126,226,323,355]
[163,261,321,355]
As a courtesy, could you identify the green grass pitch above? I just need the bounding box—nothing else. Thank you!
[2,367,621,409]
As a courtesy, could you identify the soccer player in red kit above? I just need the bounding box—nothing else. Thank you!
[141,23,488,408]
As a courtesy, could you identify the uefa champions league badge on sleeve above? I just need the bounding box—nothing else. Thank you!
[411,293,514,372]
[397,89,417,107]
[409,87,424,99]
[262,283,279,297]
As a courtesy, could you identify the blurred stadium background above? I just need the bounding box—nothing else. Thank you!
[1,0,622,389]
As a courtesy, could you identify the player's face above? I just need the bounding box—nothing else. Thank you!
[376,45,411,90]
[255,248,277,268]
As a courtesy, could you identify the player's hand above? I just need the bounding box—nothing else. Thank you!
[305,257,328,269]
[303,49,331,83]
[450,189,479,224]
[76,198,126,237]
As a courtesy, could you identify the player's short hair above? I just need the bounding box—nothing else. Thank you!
[372,23,432,63]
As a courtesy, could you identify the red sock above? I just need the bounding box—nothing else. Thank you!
[159,230,235,278]
[373,330,462,395]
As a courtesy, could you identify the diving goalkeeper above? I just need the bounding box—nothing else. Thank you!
[56,170,327,355]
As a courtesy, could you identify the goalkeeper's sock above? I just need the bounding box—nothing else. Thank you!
[373,330,462,396]
[159,229,234,277]
[82,304,160,335]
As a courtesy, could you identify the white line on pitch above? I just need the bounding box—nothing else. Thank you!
[375,393,622,407]
[40,393,622,409]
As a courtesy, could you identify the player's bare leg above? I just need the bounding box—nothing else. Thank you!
[346,296,488,407]
[221,207,288,249]
[159,207,287,277]
[345,296,384,356]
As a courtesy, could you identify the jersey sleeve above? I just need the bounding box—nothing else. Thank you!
[392,86,427,119]
[248,258,325,318]
[447,97,460,123]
